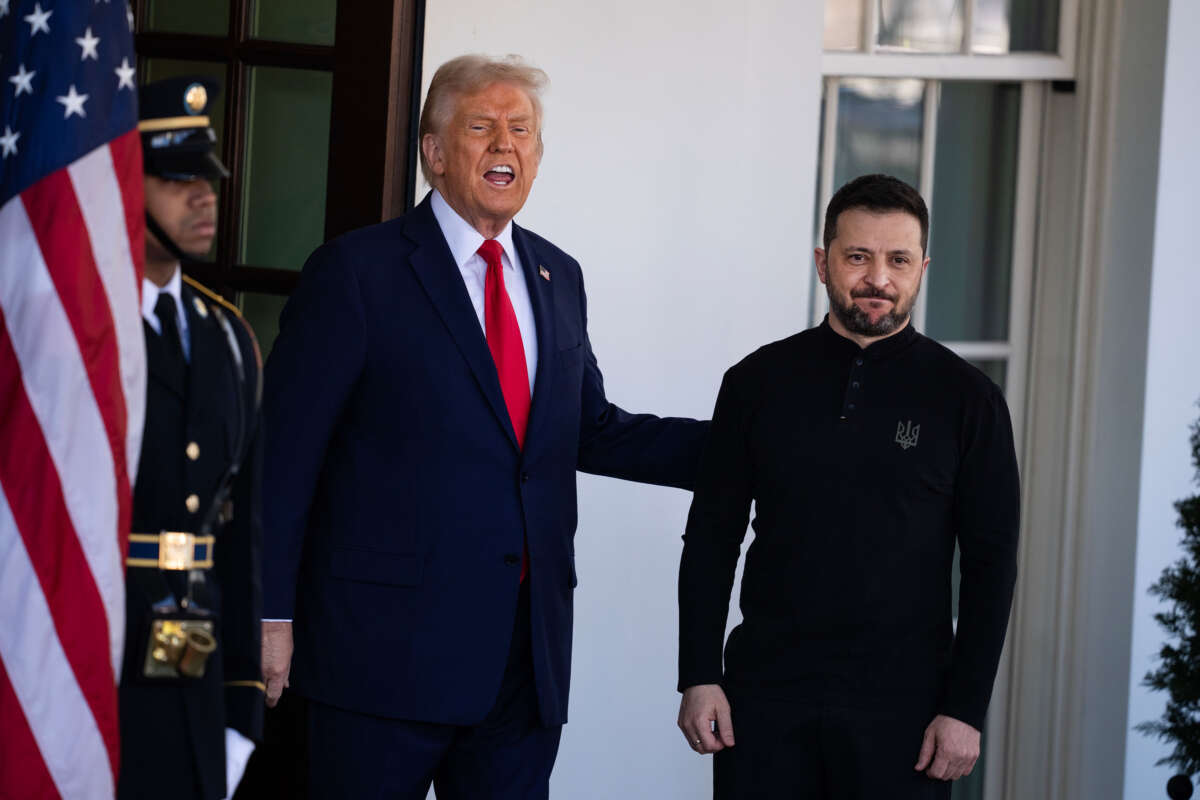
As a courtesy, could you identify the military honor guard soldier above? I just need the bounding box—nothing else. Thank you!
[119,77,265,800]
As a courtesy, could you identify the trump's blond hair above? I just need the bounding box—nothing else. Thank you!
[418,54,549,186]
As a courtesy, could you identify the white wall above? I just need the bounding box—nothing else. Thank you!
[421,1,824,796]
[1123,0,1200,795]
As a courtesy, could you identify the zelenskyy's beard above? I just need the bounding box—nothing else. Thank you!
[827,283,921,337]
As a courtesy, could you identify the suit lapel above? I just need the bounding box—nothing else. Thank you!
[513,224,556,462]
[403,197,520,451]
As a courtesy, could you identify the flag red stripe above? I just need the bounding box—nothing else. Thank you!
[107,130,146,562]
[21,173,133,571]
[0,659,60,800]
[109,130,145,285]
[0,318,120,781]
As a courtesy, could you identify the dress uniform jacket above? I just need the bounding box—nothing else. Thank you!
[118,278,264,800]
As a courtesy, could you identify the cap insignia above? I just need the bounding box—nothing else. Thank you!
[184,83,207,115]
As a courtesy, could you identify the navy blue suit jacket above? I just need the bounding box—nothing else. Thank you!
[263,195,708,727]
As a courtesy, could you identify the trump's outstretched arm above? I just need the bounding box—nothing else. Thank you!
[571,269,709,489]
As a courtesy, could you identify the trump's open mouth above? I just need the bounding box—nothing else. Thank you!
[484,164,514,186]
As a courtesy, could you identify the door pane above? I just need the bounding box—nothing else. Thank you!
[967,359,1007,391]
[877,0,964,53]
[250,0,337,45]
[237,292,288,358]
[833,79,925,192]
[925,82,1020,343]
[824,0,862,51]
[239,67,333,271]
[143,0,229,36]
[974,0,1061,53]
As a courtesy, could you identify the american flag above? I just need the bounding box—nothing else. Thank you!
[0,1,145,797]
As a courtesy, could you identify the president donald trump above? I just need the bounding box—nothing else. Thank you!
[259,54,708,798]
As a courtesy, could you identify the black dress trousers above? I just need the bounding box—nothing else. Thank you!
[714,686,952,800]
[306,580,562,800]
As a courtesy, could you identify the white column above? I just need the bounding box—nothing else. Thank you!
[1123,0,1200,795]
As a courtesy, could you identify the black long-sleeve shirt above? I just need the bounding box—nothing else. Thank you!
[678,320,1019,729]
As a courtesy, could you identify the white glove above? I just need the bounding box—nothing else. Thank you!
[221,727,256,799]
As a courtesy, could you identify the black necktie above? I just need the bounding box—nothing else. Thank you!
[154,292,186,369]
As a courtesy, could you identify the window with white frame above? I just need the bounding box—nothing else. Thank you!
[823,0,1076,75]
[814,1,1079,798]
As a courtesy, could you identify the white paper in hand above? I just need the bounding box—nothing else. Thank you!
[221,727,256,799]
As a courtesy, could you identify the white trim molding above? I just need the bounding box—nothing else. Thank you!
[822,52,1075,81]
[1000,0,1175,797]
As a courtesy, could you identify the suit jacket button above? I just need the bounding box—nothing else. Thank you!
[503,553,520,566]
[186,442,200,461]
[520,472,530,483]
[185,494,200,514]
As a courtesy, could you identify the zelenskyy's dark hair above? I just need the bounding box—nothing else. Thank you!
[823,174,929,254]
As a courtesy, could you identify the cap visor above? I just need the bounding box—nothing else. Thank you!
[205,151,230,179]
[145,151,228,181]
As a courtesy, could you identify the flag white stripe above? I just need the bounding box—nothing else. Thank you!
[0,196,123,677]
[69,143,146,491]
[0,488,114,800]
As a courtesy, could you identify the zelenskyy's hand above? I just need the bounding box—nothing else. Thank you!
[914,714,980,781]
[678,684,736,755]
[261,621,294,708]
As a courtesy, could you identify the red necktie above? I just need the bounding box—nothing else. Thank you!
[478,239,531,581]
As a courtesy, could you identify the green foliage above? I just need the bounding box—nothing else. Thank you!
[1138,413,1200,776]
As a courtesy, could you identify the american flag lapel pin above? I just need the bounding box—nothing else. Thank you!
[539,265,550,281]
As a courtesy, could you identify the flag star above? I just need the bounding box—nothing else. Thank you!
[0,0,10,18]
[56,85,89,118]
[0,126,19,158]
[9,63,34,96]
[24,2,51,36]
[126,4,134,31]
[75,26,101,61]
[115,57,135,90]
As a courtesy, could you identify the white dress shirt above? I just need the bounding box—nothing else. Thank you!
[141,265,191,362]
[431,189,538,394]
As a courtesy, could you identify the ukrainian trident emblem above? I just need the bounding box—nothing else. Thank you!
[895,420,920,450]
